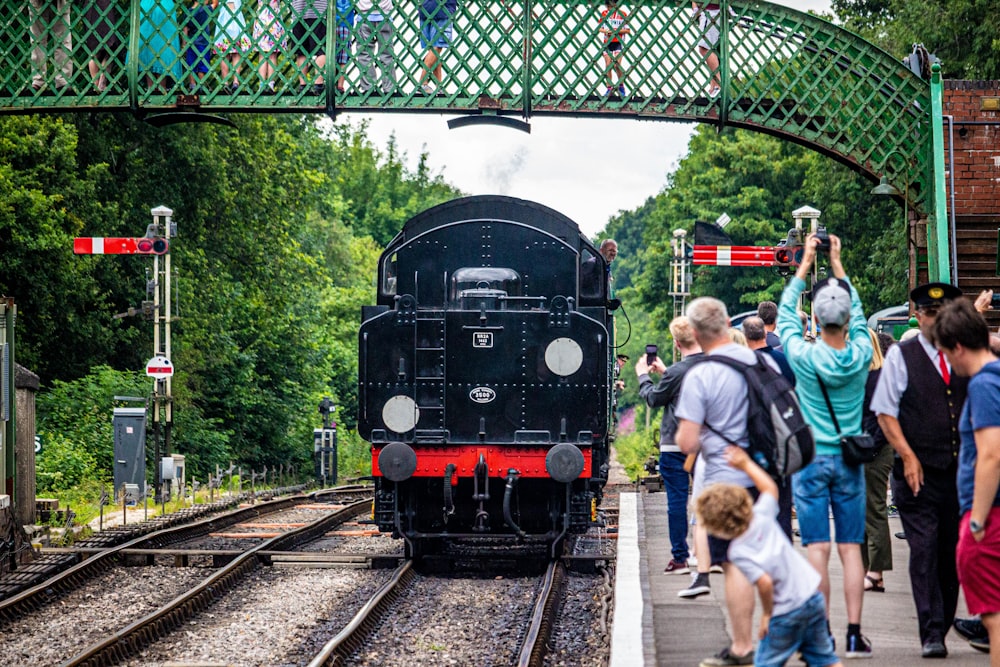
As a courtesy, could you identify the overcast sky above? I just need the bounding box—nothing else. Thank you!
[340,1,835,238]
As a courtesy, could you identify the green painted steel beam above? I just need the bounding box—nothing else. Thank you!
[1,0,931,216]
[929,63,950,284]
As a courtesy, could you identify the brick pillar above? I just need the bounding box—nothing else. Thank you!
[943,80,1000,327]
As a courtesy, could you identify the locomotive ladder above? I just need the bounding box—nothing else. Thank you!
[413,310,447,433]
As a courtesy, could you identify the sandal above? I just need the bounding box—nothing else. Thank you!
[864,575,885,593]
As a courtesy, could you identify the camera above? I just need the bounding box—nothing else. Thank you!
[992,293,1000,309]
[646,344,658,365]
[815,226,831,252]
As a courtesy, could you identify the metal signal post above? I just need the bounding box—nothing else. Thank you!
[149,206,176,504]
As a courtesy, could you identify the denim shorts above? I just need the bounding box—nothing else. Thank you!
[793,454,865,545]
[756,592,839,667]
[420,19,453,49]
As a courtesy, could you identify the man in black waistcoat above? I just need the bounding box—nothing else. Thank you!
[871,282,967,659]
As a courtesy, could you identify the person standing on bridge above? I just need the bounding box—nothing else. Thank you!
[635,315,703,576]
[27,0,73,95]
[83,0,122,93]
[692,2,721,97]
[599,0,630,97]
[418,0,457,96]
[214,0,251,93]
[871,282,966,659]
[778,233,873,658]
[356,0,396,95]
[253,0,288,94]
[676,296,778,666]
[932,299,1000,664]
[291,0,328,95]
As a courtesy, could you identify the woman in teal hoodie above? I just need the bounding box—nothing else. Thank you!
[777,232,875,658]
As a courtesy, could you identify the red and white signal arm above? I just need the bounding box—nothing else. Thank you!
[145,355,174,379]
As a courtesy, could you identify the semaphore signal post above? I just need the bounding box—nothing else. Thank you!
[74,206,177,503]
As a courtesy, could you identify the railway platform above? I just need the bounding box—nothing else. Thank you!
[612,488,989,666]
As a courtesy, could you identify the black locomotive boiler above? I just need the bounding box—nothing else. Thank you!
[358,196,617,557]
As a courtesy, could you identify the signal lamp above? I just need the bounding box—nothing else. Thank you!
[136,237,169,255]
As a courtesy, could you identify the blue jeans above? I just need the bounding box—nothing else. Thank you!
[756,592,839,667]
[659,450,690,562]
[793,454,866,545]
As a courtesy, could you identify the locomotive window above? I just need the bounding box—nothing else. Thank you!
[579,248,604,300]
[382,254,397,296]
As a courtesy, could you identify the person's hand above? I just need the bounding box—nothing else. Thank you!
[800,233,820,266]
[634,357,650,376]
[901,452,924,495]
[758,615,770,640]
[650,357,668,374]
[972,521,987,543]
[724,445,750,470]
[828,234,846,278]
[975,289,994,313]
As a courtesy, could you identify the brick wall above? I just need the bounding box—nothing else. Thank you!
[942,81,1000,324]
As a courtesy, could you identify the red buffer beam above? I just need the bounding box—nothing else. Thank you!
[693,245,780,267]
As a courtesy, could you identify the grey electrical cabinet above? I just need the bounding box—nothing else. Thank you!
[113,407,146,495]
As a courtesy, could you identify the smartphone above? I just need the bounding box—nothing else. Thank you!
[992,293,1000,309]
[646,344,658,365]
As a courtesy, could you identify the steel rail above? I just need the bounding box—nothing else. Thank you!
[62,498,372,667]
[516,560,567,667]
[0,488,369,624]
[306,560,416,667]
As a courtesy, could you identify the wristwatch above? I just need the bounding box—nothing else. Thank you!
[970,518,985,533]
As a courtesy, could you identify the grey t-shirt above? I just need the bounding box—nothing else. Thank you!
[675,342,775,488]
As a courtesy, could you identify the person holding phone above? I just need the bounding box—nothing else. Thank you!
[636,317,703,577]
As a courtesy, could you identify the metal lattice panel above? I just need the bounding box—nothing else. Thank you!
[0,0,931,212]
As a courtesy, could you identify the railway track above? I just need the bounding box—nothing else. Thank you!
[63,498,375,666]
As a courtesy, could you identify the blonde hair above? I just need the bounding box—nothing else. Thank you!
[696,484,753,539]
[669,316,697,349]
[728,327,748,347]
[867,328,884,371]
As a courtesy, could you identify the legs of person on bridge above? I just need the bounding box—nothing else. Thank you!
[692,3,720,96]
[28,0,72,94]
[357,16,395,95]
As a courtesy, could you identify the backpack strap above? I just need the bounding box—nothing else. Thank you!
[692,353,754,446]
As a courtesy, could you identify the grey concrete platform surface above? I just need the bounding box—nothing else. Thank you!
[611,488,989,666]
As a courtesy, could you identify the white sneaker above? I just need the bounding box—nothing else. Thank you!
[421,83,435,95]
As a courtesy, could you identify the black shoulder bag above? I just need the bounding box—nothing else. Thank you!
[817,376,881,467]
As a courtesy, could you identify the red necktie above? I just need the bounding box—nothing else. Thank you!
[938,351,950,385]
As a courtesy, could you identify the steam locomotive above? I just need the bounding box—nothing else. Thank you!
[357,196,617,557]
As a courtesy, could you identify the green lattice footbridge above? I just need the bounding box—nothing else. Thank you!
[2,1,932,212]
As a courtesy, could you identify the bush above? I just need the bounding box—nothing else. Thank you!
[614,425,661,481]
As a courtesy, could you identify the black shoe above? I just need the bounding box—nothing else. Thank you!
[55,84,74,95]
[678,572,711,599]
[845,633,872,659]
[954,617,988,642]
[699,647,753,666]
[970,637,990,653]
[310,83,325,96]
[894,531,907,539]
[921,640,947,658]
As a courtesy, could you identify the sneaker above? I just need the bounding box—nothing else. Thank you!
[707,84,721,97]
[969,637,990,653]
[618,84,627,96]
[921,640,947,658]
[700,647,753,666]
[953,617,988,642]
[664,559,690,574]
[678,573,711,599]
[845,633,872,659]
[603,86,614,97]
[420,82,435,95]
[710,564,724,573]
[310,83,325,96]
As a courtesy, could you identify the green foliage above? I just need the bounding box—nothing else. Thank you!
[36,366,147,491]
[832,0,1000,79]
[614,426,661,481]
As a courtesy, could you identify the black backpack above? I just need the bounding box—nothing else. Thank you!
[697,351,815,480]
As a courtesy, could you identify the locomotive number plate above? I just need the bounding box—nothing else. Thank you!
[472,332,494,348]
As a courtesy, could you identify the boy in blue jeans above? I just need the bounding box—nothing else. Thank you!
[697,446,843,667]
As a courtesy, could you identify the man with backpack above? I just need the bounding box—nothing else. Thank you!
[675,296,784,667]
[777,232,874,659]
